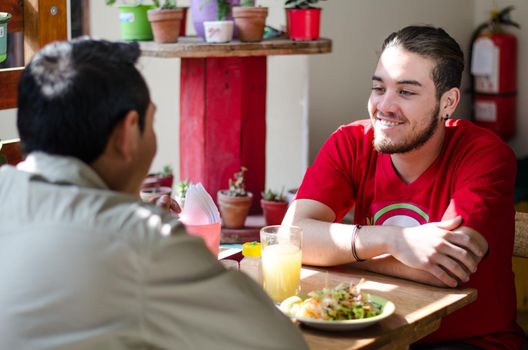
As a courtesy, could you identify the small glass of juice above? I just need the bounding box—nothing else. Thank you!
[260,225,302,303]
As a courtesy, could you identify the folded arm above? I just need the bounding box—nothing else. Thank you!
[283,199,488,288]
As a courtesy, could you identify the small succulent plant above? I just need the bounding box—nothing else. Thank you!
[157,164,173,178]
[105,0,177,9]
[285,0,326,9]
[240,0,255,6]
[227,166,249,197]
[261,188,286,202]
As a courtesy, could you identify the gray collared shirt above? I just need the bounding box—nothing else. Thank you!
[0,152,307,350]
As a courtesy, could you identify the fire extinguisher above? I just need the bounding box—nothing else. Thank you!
[469,6,519,141]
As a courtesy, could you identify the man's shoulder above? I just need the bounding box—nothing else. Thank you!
[447,119,504,143]
[336,119,373,135]
[329,119,374,146]
[0,168,183,244]
[445,119,516,167]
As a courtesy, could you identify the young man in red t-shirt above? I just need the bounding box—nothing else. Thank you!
[285,25,525,349]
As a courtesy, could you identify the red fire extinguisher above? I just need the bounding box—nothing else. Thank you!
[470,6,519,141]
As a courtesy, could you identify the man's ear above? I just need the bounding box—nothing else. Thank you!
[441,87,461,118]
[110,110,139,162]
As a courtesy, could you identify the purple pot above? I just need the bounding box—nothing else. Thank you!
[190,0,240,39]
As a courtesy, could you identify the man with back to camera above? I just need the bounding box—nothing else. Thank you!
[0,38,308,350]
[283,25,525,349]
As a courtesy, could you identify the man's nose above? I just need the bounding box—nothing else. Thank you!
[376,92,398,114]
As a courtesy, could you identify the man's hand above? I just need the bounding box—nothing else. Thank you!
[148,194,181,215]
[388,216,488,287]
[140,178,181,215]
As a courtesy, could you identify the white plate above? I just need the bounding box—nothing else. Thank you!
[287,294,395,331]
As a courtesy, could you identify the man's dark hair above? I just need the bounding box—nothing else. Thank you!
[381,25,464,99]
[17,38,150,164]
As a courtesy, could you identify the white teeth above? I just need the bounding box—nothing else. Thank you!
[377,119,400,127]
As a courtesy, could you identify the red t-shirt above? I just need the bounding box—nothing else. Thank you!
[296,119,524,348]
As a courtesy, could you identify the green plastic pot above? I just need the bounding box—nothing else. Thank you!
[118,4,154,41]
[0,12,12,63]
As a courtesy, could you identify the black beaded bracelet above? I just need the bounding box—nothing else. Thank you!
[351,224,365,262]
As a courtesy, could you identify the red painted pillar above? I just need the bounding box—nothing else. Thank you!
[180,56,266,213]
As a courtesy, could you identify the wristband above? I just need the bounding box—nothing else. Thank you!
[351,224,365,262]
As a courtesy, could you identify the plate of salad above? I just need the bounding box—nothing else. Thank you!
[279,281,395,331]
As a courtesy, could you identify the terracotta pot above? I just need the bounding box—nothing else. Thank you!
[217,190,253,228]
[232,6,268,42]
[286,8,321,41]
[261,199,288,226]
[147,8,184,43]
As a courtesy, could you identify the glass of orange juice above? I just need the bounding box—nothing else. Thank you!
[260,225,302,303]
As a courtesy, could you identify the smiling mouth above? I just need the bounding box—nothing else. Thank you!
[376,117,403,128]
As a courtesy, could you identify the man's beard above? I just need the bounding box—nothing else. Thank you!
[373,103,441,154]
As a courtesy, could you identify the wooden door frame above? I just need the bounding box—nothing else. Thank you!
[0,0,68,110]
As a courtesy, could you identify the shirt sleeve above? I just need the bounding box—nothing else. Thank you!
[296,126,358,221]
[442,136,517,250]
[140,227,308,350]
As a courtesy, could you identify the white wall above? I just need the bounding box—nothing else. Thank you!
[0,109,17,140]
[474,0,528,157]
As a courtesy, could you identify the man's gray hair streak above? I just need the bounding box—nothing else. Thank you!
[29,41,76,98]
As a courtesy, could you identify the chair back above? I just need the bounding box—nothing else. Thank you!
[0,138,22,165]
[515,211,528,258]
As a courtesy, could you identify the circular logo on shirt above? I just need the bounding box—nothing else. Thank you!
[373,203,429,227]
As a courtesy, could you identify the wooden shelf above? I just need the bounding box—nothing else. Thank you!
[139,36,332,58]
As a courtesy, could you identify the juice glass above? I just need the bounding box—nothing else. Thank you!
[260,225,302,303]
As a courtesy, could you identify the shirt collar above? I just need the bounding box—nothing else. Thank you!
[17,152,109,190]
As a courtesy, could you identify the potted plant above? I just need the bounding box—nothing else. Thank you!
[285,0,326,41]
[156,164,174,187]
[261,188,288,225]
[203,0,235,43]
[175,179,189,208]
[217,166,253,228]
[147,0,185,43]
[106,0,155,41]
[232,0,268,42]
[191,0,239,39]
[143,164,174,189]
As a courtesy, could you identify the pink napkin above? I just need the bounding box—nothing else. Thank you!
[179,183,221,256]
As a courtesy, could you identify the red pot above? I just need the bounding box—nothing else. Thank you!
[158,175,174,188]
[261,199,288,226]
[287,8,321,41]
[180,7,188,36]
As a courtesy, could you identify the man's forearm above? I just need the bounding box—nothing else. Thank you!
[287,217,391,266]
[284,200,484,287]
[357,256,448,288]
[291,218,448,287]
[291,218,354,266]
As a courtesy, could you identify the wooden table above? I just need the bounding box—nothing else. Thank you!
[298,265,477,350]
[140,37,331,213]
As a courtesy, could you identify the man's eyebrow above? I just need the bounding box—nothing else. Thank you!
[371,76,422,87]
[397,80,422,87]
